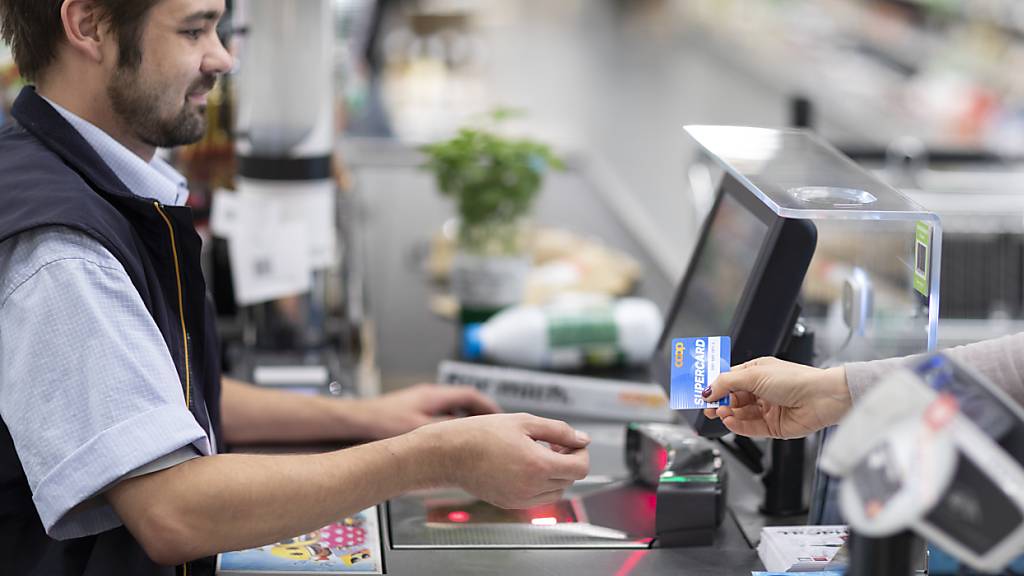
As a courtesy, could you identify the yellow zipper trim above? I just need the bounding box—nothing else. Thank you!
[153,202,191,409]
[155,203,192,576]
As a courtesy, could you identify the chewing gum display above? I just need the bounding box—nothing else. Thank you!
[669,336,730,410]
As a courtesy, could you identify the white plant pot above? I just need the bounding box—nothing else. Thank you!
[452,251,529,311]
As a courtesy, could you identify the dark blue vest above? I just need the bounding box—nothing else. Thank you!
[0,87,222,575]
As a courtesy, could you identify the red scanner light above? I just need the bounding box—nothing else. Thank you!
[447,511,470,523]
[655,446,668,471]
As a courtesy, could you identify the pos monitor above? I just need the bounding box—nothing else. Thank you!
[652,173,817,437]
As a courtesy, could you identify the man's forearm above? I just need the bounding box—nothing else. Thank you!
[107,431,442,565]
[219,377,365,444]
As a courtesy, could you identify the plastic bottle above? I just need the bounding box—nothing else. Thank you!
[462,296,663,370]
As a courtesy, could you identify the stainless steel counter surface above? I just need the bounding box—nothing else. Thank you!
[378,528,759,576]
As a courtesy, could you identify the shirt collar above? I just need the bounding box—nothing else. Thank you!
[40,96,190,207]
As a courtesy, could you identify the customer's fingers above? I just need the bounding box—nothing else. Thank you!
[721,415,772,438]
[703,368,762,403]
[731,390,757,407]
[728,403,765,421]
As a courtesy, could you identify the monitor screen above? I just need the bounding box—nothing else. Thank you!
[651,174,816,437]
[665,193,772,339]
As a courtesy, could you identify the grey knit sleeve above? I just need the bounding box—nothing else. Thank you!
[843,332,1024,408]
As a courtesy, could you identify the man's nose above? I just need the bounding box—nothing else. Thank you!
[202,35,234,77]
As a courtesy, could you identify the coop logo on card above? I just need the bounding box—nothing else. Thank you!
[673,340,685,368]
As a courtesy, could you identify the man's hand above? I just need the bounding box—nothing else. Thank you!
[107,411,589,564]
[354,384,501,439]
[220,379,500,445]
[701,357,852,439]
[411,413,590,509]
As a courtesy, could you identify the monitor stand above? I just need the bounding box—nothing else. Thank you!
[761,318,813,517]
[729,317,815,547]
[847,531,918,576]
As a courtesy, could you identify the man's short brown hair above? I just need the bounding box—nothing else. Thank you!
[0,0,161,81]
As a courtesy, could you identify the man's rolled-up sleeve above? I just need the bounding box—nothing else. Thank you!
[0,230,210,540]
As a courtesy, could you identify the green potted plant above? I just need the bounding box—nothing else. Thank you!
[421,110,564,322]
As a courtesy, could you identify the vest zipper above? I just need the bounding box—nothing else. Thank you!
[153,202,193,410]
[154,203,192,576]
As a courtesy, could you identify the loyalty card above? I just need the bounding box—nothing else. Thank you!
[670,336,731,410]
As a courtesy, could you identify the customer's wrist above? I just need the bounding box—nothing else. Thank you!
[824,365,853,410]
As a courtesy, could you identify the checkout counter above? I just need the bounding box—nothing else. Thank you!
[218,5,769,570]
[344,138,764,575]
[219,121,1005,575]
[210,3,1024,572]
[330,125,942,575]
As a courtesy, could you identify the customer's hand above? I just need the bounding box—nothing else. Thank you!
[357,384,501,439]
[701,357,852,439]
[414,413,590,509]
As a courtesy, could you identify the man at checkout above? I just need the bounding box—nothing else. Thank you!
[0,1,590,574]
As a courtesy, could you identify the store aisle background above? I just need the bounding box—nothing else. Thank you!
[356,0,901,282]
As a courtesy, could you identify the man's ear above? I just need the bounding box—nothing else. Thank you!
[60,0,114,65]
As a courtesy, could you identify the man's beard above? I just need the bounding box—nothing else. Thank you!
[107,65,215,149]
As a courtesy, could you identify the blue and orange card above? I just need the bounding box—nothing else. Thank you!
[670,336,731,410]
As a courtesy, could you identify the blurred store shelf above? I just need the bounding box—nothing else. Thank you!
[679,0,1024,156]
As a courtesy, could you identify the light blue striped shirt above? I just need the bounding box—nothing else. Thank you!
[0,98,212,540]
